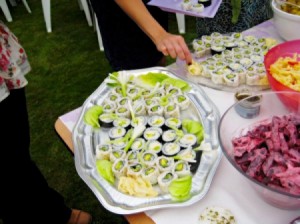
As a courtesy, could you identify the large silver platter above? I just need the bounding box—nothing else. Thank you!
[72,67,222,214]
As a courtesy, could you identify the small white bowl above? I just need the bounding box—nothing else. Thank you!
[271,0,300,41]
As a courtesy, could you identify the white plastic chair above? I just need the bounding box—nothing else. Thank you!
[176,13,185,34]
[0,0,31,22]
[94,13,104,51]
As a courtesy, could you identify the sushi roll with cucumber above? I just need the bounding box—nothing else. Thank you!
[99,113,114,128]
[115,106,131,118]
[110,148,126,163]
[117,97,130,107]
[192,39,204,51]
[210,70,224,85]
[148,104,164,116]
[162,142,181,157]
[231,32,243,41]
[156,156,175,172]
[143,127,162,141]
[126,87,139,98]
[172,160,191,177]
[141,152,158,167]
[108,126,126,140]
[147,115,165,129]
[162,129,177,143]
[194,46,207,58]
[131,138,146,151]
[198,0,211,7]
[131,116,148,128]
[111,138,127,150]
[133,103,147,116]
[112,159,128,179]
[106,93,119,104]
[181,0,192,10]
[127,163,143,178]
[246,72,260,86]
[157,171,178,193]
[165,117,182,129]
[240,58,253,69]
[102,102,116,114]
[126,150,140,164]
[174,94,190,110]
[147,140,163,154]
[113,117,131,129]
[223,73,239,87]
[96,143,112,160]
[164,103,180,119]
[191,3,204,13]
[211,45,225,55]
[179,133,198,148]
[142,166,160,185]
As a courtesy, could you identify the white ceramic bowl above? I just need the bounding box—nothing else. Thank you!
[271,0,300,41]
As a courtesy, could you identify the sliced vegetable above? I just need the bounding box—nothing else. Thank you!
[96,160,115,184]
[83,105,103,128]
[168,175,192,201]
[182,119,204,143]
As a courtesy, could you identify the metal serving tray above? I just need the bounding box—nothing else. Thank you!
[72,67,222,214]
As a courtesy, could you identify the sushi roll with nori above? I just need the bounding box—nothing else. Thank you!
[156,156,175,172]
[211,45,225,55]
[194,46,207,58]
[246,72,260,86]
[99,113,114,128]
[223,41,237,51]
[141,89,152,99]
[143,127,162,141]
[144,98,158,109]
[165,117,182,129]
[133,103,147,116]
[172,160,191,177]
[210,70,224,85]
[164,103,180,119]
[113,117,131,129]
[131,138,146,151]
[243,35,256,44]
[142,166,160,185]
[181,0,192,10]
[126,150,140,164]
[201,35,212,44]
[108,126,126,140]
[157,171,178,193]
[223,73,239,87]
[111,138,127,150]
[115,106,131,118]
[106,93,119,104]
[141,152,158,167]
[112,159,127,179]
[250,54,263,63]
[162,142,181,157]
[147,140,163,154]
[147,115,165,129]
[112,86,123,96]
[231,32,243,41]
[102,102,116,114]
[131,116,148,128]
[127,163,143,178]
[95,143,112,160]
[240,58,253,69]
[179,134,198,148]
[110,148,126,163]
[191,3,204,13]
[117,97,130,107]
[174,94,190,110]
[237,40,248,48]
[162,129,177,143]
[126,87,139,98]
[192,39,204,51]
[148,104,164,116]
[166,86,182,96]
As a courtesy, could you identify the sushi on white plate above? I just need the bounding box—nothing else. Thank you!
[181,0,192,10]
[96,143,112,160]
[223,73,240,87]
[157,171,178,193]
[112,158,128,179]
[141,166,160,185]
[191,3,204,13]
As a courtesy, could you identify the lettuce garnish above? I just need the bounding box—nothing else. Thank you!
[96,160,115,184]
[168,175,192,201]
[83,105,103,128]
[105,71,133,97]
[182,119,204,144]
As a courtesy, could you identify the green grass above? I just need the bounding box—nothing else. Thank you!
[0,1,196,223]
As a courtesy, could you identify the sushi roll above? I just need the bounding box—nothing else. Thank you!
[181,0,192,10]
[179,133,198,148]
[223,41,237,50]
[166,86,182,96]
[111,138,127,150]
[115,106,131,118]
[198,0,211,7]
[126,87,139,98]
[157,171,178,193]
[243,35,256,44]
[222,49,233,58]
[191,3,204,13]
[110,149,126,163]
[141,89,152,99]
[95,143,112,160]
[212,53,223,61]
[126,150,140,164]
[99,113,114,128]
[211,32,222,40]
[106,93,119,104]
[240,58,253,69]
[147,140,163,154]
[131,116,148,128]
[143,127,162,141]
[231,32,243,41]
[194,46,207,58]
[210,71,224,85]
[162,129,177,143]
[229,63,246,84]
[142,166,160,185]
[223,73,240,87]
[131,138,146,151]
[201,35,212,44]
[204,43,212,55]
[250,54,263,63]
[192,39,204,51]
[147,115,165,129]
[112,86,123,96]
[127,163,143,178]
[162,142,181,157]
[148,104,164,116]
[237,40,248,48]
[117,97,130,107]
[112,159,127,179]
[203,64,216,78]
[144,98,159,109]
[164,103,180,119]
[211,45,225,55]
[141,151,158,167]
[174,94,190,110]
[165,117,182,129]
[133,103,147,116]
[113,117,131,129]
[172,160,191,177]
[108,126,126,140]
[102,102,116,114]
[156,156,175,172]
[246,72,260,86]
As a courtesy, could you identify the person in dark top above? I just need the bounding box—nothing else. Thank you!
[91,0,192,71]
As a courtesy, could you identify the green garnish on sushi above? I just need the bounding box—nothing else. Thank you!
[151,105,160,112]
[175,162,184,172]
[167,105,175,112]
[159,158,169,168]
[117,107,127,113]
[145,167,155,175]
[131,164,142,172]
[115,161,124,171]
[177,95,186,103]
[163,173,173,181]
[143,153,154,161]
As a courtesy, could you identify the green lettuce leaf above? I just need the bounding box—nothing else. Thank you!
[83,105,103,128]
[135,72,169,88]
[161,78,191,92]
[182,119,204,143]
[96,160,115,184]
[168,175,192,201]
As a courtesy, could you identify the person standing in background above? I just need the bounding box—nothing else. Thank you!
[196,0,273,37]
[0,21,92,224]
[91,0,192,71]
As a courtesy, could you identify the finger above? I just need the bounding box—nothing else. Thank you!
[164,42,177,59]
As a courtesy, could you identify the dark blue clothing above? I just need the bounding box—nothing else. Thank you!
[196,0,273,37]
[91,0,168,71]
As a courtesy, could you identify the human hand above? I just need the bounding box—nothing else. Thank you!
[155,32,193,65]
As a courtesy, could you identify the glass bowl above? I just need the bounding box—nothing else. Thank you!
[264,39,300,111]
[218,91,300,210]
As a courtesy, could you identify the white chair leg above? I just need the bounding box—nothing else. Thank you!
[80,0,92,26]
[77,0,83,10]
[176,13,185,34]
[0,0,13,22]
[8,0,16,6]
[42,0,51,33]
[22,0,31,13]
[94,14,104,52]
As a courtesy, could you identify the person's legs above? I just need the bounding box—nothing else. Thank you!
[0,88,72,224]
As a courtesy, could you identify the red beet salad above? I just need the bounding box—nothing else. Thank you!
[232,113,300,196]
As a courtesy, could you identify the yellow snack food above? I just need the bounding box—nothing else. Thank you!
[118,176,158,197]
[270,53,300,91]
[187,60,203,76]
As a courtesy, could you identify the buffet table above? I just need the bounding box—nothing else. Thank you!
[54,20,300,224]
